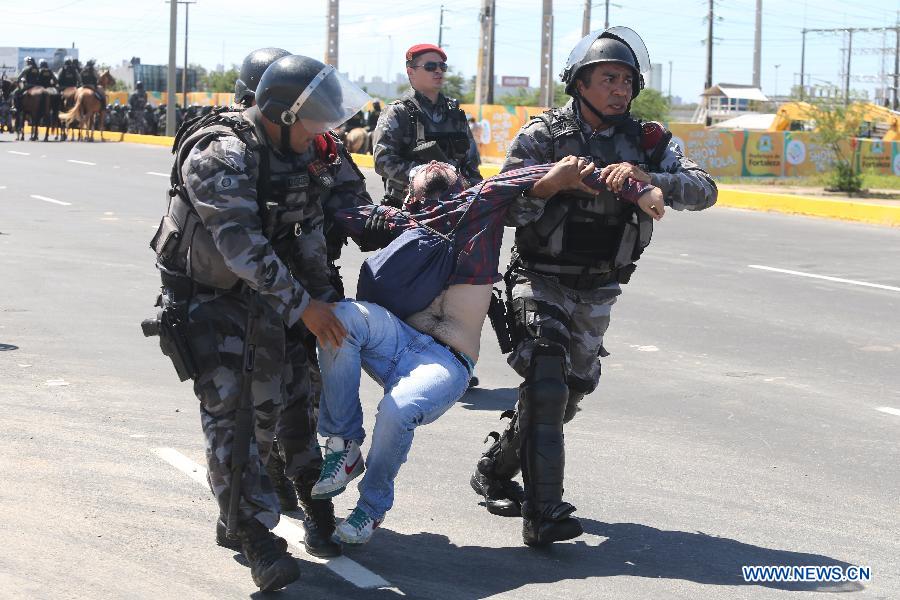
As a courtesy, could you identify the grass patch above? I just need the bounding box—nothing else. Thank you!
[715,169,900,191]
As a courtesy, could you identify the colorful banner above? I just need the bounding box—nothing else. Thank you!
[857,139,894,176]
[742,131,784,176]
[460,103,546,163]
[670,126,744,177]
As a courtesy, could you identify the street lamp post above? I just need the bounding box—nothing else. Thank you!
[774,64,781,98]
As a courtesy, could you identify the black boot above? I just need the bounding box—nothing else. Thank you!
[216,517,287,553]
[522,501,583,547]
[519,344,583,546]
[237,519,300,591]
[472,410,525,516]
[266,440,299,512]
[296,473,342,558]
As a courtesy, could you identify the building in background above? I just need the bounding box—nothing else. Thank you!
[648,62,663,93]
[109,56,199,93]
[694,83,768,125]
[0,46,79,78]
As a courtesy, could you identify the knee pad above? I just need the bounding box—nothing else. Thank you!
[521,342,568,425]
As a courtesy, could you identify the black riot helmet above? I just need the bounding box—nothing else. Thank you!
[561,26,650,99]
[135,80,144,90]
[256,54,371,134]
[25,56,35,67]
[234,47,291,107]
[39,59,49,69]
[86,59,95,68]
[64,57,72,67]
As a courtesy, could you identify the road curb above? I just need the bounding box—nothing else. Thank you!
[716,188,900,227]
[36,130,896,226]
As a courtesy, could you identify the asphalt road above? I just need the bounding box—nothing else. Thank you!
[1,134,898,600]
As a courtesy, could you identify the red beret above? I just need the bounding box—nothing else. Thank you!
[406,43,447,62]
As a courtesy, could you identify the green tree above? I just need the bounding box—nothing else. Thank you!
[204,65,240,93]
[809,102,864,193]
[630,88,670,122]
[496,82,566,107]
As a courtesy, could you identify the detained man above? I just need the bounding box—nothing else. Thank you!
[309,158,662,544]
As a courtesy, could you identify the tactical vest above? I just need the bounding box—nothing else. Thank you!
[150,108,337,291]
[58,68,78,88]
[400,96,471,163]
[514,107,663,277]
[81,69,97,86]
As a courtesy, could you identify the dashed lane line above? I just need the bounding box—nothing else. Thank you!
[749,265,900,293]
[152,448,392,590]
[30,195,71,206]
[146,171,169,177]
[8,150,30,156]
[876,407,900,417]
[67,159,96,166]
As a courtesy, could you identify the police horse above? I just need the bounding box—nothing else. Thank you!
[15,86,49,141]
[59,70,114,142]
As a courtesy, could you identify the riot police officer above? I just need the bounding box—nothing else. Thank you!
[128,81,148,134]
[147,54,372,590]
[80,59,106,104]
[470,27,717,547]
[15,57,39,91]
[37,59,58,100]
[372,43,481,208]
[57,57,81,89]
[229,45,358,560]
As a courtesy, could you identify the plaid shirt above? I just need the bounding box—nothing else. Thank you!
[334,163,651,286]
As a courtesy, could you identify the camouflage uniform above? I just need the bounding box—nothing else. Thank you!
[159,107,371,528]
[475,98,717,535]
[128,88,148,134]
[372,89,481,205]
[56,65,80,88]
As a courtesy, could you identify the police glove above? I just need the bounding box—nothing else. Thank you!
[359,205,394,251]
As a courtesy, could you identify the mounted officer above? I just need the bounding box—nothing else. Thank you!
[146,53,372,591]
[128,81,148,134]
[372,43,482,208]
[80,59,106,104]
[57,57,81,89]
[470,27,717,547]
[37,59,58,96]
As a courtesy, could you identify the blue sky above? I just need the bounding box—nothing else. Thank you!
[4,0,900,102]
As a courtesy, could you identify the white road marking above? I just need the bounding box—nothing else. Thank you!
[152,448,392,590]
[8,150,30,156]
[45,379,69,386]
[631,345,659,352]
[876,407,900,417]
[749,265,900,293]
[146,171,169,177]
[0,185,7,189]
[30,195,71,206]
[67,159,96,166]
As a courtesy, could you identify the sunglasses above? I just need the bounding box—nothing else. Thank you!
[412,61,449,73]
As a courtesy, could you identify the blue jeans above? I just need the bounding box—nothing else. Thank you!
[316,300,472,521]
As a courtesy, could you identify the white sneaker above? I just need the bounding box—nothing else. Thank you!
[334,507,382,545]
[311,437,364,500]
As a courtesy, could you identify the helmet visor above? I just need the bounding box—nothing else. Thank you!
[281,65,372,134]
[563,26,651,78]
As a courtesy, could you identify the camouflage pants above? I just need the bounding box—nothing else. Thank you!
[188,292,319,529]
[508,270,620,394]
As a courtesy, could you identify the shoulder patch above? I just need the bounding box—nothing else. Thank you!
[640,121,669,151]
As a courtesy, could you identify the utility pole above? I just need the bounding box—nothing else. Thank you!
[438,5,445,47]
[474,0,495,105]
[845,28,853,105]
[752,0,761,88]
[894,13,899,109]
[326,0,339,68]
[799,28,806,100]
[181,1,196,109]
[604,0,610,29]
[581,0,590,37]
[166,0,177,136]
[540,0,553,107]
[705,0,713,91]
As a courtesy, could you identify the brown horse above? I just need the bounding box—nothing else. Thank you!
[15,86,49,141]
[60,86,78,141]
[59,70,114,142]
